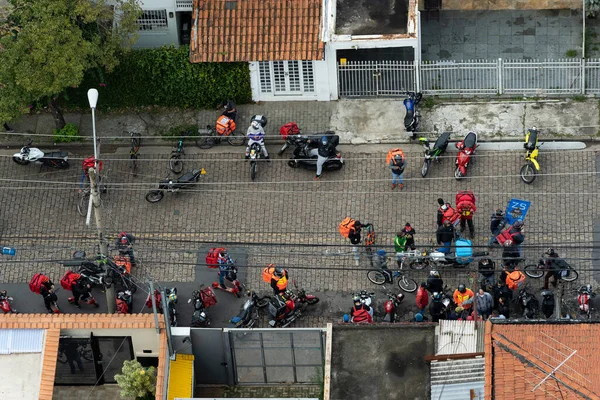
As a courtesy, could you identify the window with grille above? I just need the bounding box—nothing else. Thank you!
[288,61,301,92]
[259,62,272,93]
[302,61,315,92]
[273,61,286,92]
[137,9,168,31]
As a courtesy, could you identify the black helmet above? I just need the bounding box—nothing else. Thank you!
[513,221,524,230]
[495,209,503,216]
[545,248,556,256]
[458,284,466,293]
[352,295,361,306]
[438,198,445,206]
[274,268,284,278]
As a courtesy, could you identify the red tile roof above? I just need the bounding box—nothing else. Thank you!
[486,322,600,400]
[190,0,324,62]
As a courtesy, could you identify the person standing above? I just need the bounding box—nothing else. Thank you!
[312,134,340,180]
[270,267,289,295]
[489,209,506,246]
[497,296,510,319]
[437,198,460,229]
[416,282,429,314]
[402,223,416,250]
[388,149,406,190]
[394,231,407,268]
[220,100,237,122]
[456,191,476,239]
[436,220,454,254]
[39,278,57,313]
[453,284,475,313]
[475,289,494,319]
[116,231,136,267]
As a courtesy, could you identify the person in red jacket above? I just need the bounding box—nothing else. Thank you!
[416,282,429,314]
[456,192,476,238]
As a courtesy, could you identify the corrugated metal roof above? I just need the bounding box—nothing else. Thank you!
[0,329,45,354]
[430,358,485,400]
[436,320,485,355]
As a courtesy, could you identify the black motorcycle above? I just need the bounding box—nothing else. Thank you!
[403,92,423,139]
[230,290,272,328]
[287,135,344,171]
[189,287,217,327]
[418,132,451,177]
[248,142,263,181]
[63,251,137,293]
[145,168,205,203]
[517,288,539,319]
[541,290,555,319]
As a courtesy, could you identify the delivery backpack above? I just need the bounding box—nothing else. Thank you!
[338,217,357,238]
[496,227,519,247]
[206,247,226,269]
[455,239,473,264]
[60,270,81,291]
[280,122,300,140]
[216,115,236,136]
[386,148,405,166]
[29,273,50,294]
[456,190,476,216]
[199,286,218,308]
[506,270,526,290]
[269,294,288,318]
[262,264,277,283]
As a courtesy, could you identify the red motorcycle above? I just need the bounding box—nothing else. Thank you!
[0,290,17,313]
[383,290,405,323]
[578,285,595,319]
[455,131,478,179]
[116,290,133,314]
[268,281,319,328]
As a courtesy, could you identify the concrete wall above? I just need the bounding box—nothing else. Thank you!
[133,0,179,48]
[330,325,436,400]
[60,328,160,357]
[436,0,582,10]
[0,353,43,400]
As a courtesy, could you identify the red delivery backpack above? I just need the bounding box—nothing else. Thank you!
[496,227,519,247]
[29,273,50,294]
[279,122,300,140]
[206,247,226,268]
[456,190,475,207]
[200,287,218,308]
[60,270,81,290]
[456,190,476,217]
[386,148,405,165]
[82,156,103,175]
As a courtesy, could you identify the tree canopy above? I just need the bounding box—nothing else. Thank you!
[0,0,142,127]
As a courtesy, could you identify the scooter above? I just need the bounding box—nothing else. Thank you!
[403,92,423,139]
[541,290,555,319]
[116,290,133,314]
[268,281,319,328]
[212,265,243,298]
[12,140,70,170]
[454,131,478,179]
[0,290,17,313]
[230,290,272,328]
[145,168,206,203]
[578,284,595,319]
[287,135,344,172]
[383,290,405,322]
[517,288,539,319]
[520,127,542,184]
[248,142,264,181]
[419,132,451,177]
[189,287,217,327]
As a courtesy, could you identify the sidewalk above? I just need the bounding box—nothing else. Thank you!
[4,98,598,146]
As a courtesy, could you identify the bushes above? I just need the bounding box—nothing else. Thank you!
[64,46,252,110]
[53,123,81,142]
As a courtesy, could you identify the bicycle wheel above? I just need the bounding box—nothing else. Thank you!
[250,161,257,181]
[77,193,90,217]
[520,162,536,184]
[130,154,138,176]
[227,130,246,146]
[398,276,418,293]
[197,128,216,149]
[169,155,184,174]
[523,264,544,278]
[367,270,386,285]
[561,268,579,282]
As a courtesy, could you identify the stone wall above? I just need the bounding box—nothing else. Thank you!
[424,0,582,10]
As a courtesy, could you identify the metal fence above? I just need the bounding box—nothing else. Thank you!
[337,58,600,97]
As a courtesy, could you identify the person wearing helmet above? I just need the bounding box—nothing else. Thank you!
[310,133,340,180]
[39,277,57,313]
[437,198,460,228]
[270,267,289,295]
[116,231,136,267]
[453,284,474,313]
[350,295,373,323]
[426,270,444,294]
[541,248,564,290]
[217,250,237,290]
[436,220,455,254]
[389,151,406,190]
[401,223,416,250]
[245,117,269,161]
[429,292,445,322]
[478,258,496,287]
[220,100,237,122]
[501,221,525,268]
[489,209,506,246]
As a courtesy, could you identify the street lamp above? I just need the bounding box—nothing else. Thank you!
[86,89,99,226]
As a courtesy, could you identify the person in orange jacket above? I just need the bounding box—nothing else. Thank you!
[453,284,475,312]
[270,267,289,295]
[415,282,429,314]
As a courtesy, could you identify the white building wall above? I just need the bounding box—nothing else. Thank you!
[0,353,43,400]
[133,0,180,48]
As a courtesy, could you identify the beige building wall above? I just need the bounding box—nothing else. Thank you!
[420,0,582,10]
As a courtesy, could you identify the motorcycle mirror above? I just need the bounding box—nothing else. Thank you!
[187,299,192,303]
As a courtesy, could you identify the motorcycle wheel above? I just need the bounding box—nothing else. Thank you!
[523,264,544,278]
[288,159,299,168]
[398,277,418,293]
[169,156,183,174]
[367,270,386,285]
[250,162,257,181]
[196,135,216,149]
[256,296,271,308]
[145,190,164,203]
[561,268,579,282]
[278,143,289,156]
[323,161,343,171]
[520,162,536,184]
[58,160,70,169]
[454,167,463,180]
[421,159,430,177]
[306,297,320,305]
[227,131,246,146]
[12,156,29,165]
[408,260,427,270]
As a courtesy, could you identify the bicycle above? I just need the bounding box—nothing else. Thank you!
[367,267,418,293]
[169,130,191,173]
[76,175,108,217]
[196,123,245,149]
[125,131,141,176]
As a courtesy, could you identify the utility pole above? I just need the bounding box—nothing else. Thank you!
[161,289,174,359]
[149,278,160,334]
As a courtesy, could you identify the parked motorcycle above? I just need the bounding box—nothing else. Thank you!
[0,290,17,313]
[64,251,137,293]
[541,290,555,319]
[403,92,423,139]
[248,142,263,181]
[63,251,106,287]
[189,287,217,327]
[12,140,69,170]
[230,290,272,328]
[454,131,478,179]
[517,288,539,319]
[408,242,488,270]
[268,281,319,328]
[578,284,595,319]
[116,290,133,314]
[383,289,405,322]
[278,122,301,155]
[520,127,543,184]
[523,255,579,282]
[147,288,178,326]
[419,132,451,177]
[287,135,344,172]
[145,168,206,203]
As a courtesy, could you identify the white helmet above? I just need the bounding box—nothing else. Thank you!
[251,120,260,129]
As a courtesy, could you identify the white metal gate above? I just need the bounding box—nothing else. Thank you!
[258,61,315,96]
[337,61,416,97]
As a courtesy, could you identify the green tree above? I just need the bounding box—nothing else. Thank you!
[114,359,156,400]
[0,0,142,129]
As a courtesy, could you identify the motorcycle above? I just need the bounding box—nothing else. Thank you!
[523,256,579,282]
[287,135,344,172]
[248,142,263,181]
[383,289,405,322]
[116,290,133,314]
[63,251,106,288]
[278,122,301,155]
[146,288,178,326]
[343,290,376,323]
[517,288,539,319]
[12,140,69,170]
[520,127,543,184]
[541,290,555,319]
[67,278,99,308]
[268,281,319,328]
[454,131,478,179]
[189,286,218,327]
[578,284,595,319]
[419,132,451,177]
[230,290,272,328]
[408,241,488,270]
[0,290,17,313]
[64,251,137,293]
[145,168,206,203]
[403,92,423,139]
